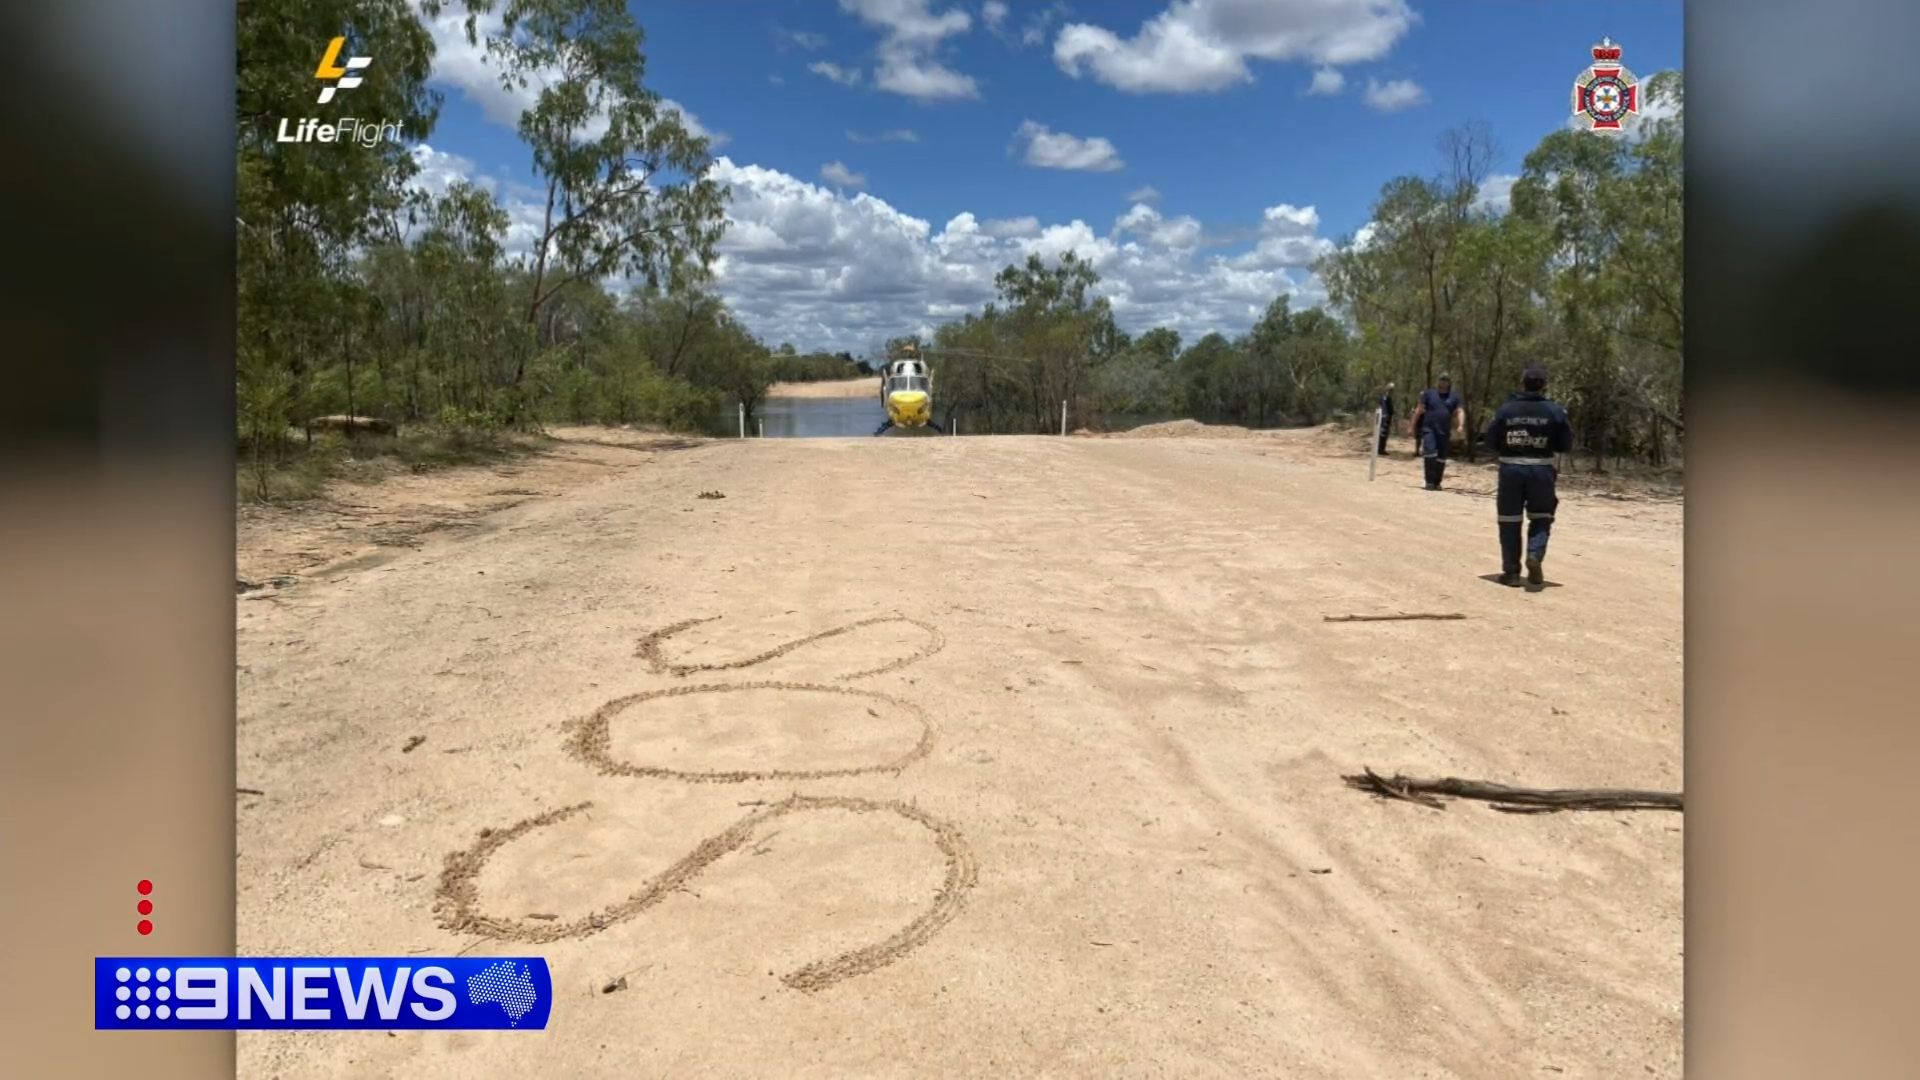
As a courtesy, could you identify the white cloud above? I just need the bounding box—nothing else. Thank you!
[848,128,921,143]
[1361,77,1426,112]
[1115,203,1205,251]
[837,0,982,101]
[875,53,980,100]
[769,74,786,85]
[982,1,1008,29]
[1307,67,1345,96]
[982,216,1041,238]
[419,7,729,147]
[1126,185,1163,204]
[787,30,830,50]
[1229,203,1338,269]
[407,144,485,200]
[820,161,869,189]
[1019,3,1069,47]
[405,145,551,259]
[1348,220,1379,252]
[1054,0,1417,94]
[809,60,864,86]
[1012,121,1126,172]
[414,150,1338,354]
[1472,174,1517,215]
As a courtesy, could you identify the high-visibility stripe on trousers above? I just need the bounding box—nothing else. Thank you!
[1496,463,1559,573]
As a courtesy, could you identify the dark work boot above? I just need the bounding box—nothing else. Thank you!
[1498,571,1522,587]
[1525,556,1544,586]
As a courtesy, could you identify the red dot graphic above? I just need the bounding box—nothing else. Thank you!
[137,880,153,896]
[138,899,153,915]
[138,920,153,936]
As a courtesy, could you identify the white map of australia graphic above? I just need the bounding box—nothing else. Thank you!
[465,961,540,1026]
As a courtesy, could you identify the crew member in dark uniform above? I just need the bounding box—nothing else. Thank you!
[1482,365,1573,587]
[1376,382,1395,455]
[1410,373,1463,490]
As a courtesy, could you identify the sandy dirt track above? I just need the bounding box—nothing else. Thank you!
[768,377,880,399]
[237,426,1682,1078]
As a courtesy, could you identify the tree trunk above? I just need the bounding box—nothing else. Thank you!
[344,321,356,440]
[516,177,560,389]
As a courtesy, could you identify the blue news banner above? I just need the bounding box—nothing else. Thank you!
[95,957,553,1030]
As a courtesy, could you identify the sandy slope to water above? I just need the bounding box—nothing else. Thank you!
[768,377,880,399]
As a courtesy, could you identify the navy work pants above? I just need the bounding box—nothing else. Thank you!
[1420,428,1451,486]
[1496,463,1559,572]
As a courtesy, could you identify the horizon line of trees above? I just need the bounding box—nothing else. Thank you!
[241,0,1681,488]
[915,72,1683,471]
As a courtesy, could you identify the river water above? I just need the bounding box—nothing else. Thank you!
[723,396,941,438]
[722,397,1182,438]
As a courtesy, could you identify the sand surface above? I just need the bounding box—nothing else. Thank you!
[769,377,880,399]
[237,426,1682,1078]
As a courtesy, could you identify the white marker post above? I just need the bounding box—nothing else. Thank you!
[738,403,746,438]
[1368,406,1383,481]
[1060,401,1068,436]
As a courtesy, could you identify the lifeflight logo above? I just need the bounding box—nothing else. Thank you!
[277,37,406,145]
[314,37,371,104]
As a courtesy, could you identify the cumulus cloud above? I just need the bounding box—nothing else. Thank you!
[1307,67,1345,96]
[418,6,729,146]
[1126,185,1163,204]
[407,144,485,199]
[1472,174,1518,215]
[820,161,869,189]
[697,162,1335,349]
[1012,121,1126,172]
[848,128,921,143]
[809,60,864,86]
[837,0,982,101]
[982,216,1041,238]
[1229,203,1338,269]
[416,149,1338,353]
[1361,77,1426,112]
[1115,203,1205,251]
[1054,0,1416,94]
[980,0,1062,47]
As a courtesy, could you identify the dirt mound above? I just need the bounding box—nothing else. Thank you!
[1112,419,1254,440]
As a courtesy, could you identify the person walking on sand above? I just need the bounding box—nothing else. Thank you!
[1483,365,1573,587]
[1409,373,1464,490]
[1375,382,1395,455]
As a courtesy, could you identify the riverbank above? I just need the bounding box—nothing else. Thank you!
[768,377,879,399]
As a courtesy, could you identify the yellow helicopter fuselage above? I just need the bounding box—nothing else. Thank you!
[881,357,933,428]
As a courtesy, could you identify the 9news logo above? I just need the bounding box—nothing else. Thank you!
[95,957,552,1031]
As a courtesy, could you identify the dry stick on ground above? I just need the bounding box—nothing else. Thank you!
[1343,767,1683,813]
[1324,612,1468,623]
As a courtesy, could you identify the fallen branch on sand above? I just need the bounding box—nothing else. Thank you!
[1342,767,1683,813]
[1324,612,1468,623]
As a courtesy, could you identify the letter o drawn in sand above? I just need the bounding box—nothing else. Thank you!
[433,794,979,991]
[562,681,934,782]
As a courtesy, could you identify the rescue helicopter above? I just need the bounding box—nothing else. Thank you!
[874,342,944,436]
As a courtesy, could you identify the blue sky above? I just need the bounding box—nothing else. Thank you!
[408,0,1682,354]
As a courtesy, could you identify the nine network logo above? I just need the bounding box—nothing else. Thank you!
[95,957,552,1031]
[277,36,406,146]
